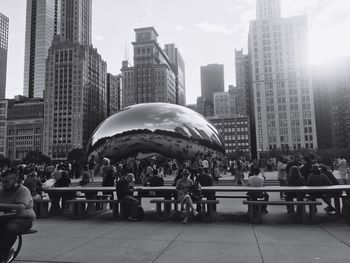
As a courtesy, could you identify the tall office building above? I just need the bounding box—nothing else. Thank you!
[43,0,106,160]
[235,49,251,116]
[121,27,177,108]
[200,64,224,101]
[313,59,350,149]
[23,0,61,98]
[107,73,122,116]
[0,13,9,99]
[164,43,186,105]
[61,0,91,45]
[248,0,317,153]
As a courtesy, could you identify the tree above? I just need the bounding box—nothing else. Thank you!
[67,148,87,165]
[22,151,51,165]
[0,155,11,169]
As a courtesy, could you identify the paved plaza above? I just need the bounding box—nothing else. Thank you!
[14,186,350,263]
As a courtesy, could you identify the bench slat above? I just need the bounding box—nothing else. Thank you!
[243,201,322,205]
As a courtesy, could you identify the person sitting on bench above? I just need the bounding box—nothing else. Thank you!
[247,170,269,214]
[0,169,36,263]
[116,173,140,221]
[176,169,199,224]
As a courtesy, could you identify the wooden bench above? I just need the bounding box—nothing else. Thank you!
[66,199,120,219]
[215,195,248,199]
[243,200,322,224]
[150,199,219,221]
[33,199,51,218]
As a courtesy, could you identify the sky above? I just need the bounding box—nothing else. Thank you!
[1,0,350,104]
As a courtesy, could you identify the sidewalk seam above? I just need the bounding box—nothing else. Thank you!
[252,225,265,263]
[319,225,350,248]
[151,225,186,263]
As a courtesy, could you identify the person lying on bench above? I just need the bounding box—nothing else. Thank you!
[0,169,36,263]
[247,170,269,214]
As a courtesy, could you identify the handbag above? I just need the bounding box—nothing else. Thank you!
[190,182,203,202]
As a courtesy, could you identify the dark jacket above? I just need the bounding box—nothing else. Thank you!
[300,163,312,181]
[115,178,133,199]
[102,165,115,187]
[306,171,332,186]
[149,175,164,186]
[196,173,213,186]
[324,171,340,185]
[287,173,305,186]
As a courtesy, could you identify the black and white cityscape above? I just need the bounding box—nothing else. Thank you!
[1,1,350,263]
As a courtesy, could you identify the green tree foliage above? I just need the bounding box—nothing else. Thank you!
[67,148,86,165]
[22,151,51,165]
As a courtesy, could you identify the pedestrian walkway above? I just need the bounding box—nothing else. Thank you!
[15,192,350,263]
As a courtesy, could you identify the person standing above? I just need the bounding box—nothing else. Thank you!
[88,157,96,182]
[277,157,287,199]
[338,156,348,184]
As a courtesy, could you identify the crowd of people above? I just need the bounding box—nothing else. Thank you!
[0,153,349,262]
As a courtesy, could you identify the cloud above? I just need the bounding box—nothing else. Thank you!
[196,22,232,35]
[95,36,104,42]
[174,25,184,31]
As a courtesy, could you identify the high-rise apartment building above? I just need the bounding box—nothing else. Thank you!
[23,0,61,98]
[200,64,224,101]
[121,27,177,108]
[107,73,122,116]
[43,0,106,160]
[313,59,350,149]
[164,43,186,105]
[0,13,9,99]
[248,0,317,153]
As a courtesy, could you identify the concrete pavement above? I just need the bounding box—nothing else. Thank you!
[14,191,350,263]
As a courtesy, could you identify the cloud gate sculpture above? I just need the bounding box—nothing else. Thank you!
[86,103,225,162]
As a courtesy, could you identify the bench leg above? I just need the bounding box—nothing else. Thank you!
[164,203,171,217]
[334,197,341,216]
[207,204,216,221]
[248,204,254,223]
[156,203,162,219]
[71,202,86,219]
[309,204,316,223]
[112,203,119,217]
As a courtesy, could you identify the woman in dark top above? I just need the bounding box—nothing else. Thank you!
[286,166,305,214]
[55,171,73,211]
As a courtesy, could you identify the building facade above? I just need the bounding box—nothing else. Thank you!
[107,73,122,116]
[213,91,232,117]
[235,49,251,116]
[209,116,251,157]
[248,0,317,153]
[0,13,9,99]
[43,38,107,160]
[6,97,44,161]
[200,64,224,101]
[313,59,350,149]
[164,43,186,106]
[23,0,61,98]
[121,27,177,108]
[0,99,9,156]
[43,0,106,160]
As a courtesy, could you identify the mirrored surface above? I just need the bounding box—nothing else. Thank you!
[86,103,225,161]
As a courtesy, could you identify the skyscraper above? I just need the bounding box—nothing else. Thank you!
[164,43,186,105]
[107,73,122,116]
[121,27,177,108]
[61,0,91,45]
[43,0,106,160]
[200,64,224,101]
[0,13,9,99]
[248,0,317,153]
[23,0,61,98]
[313,59,350,149]
[235,49,251,116]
